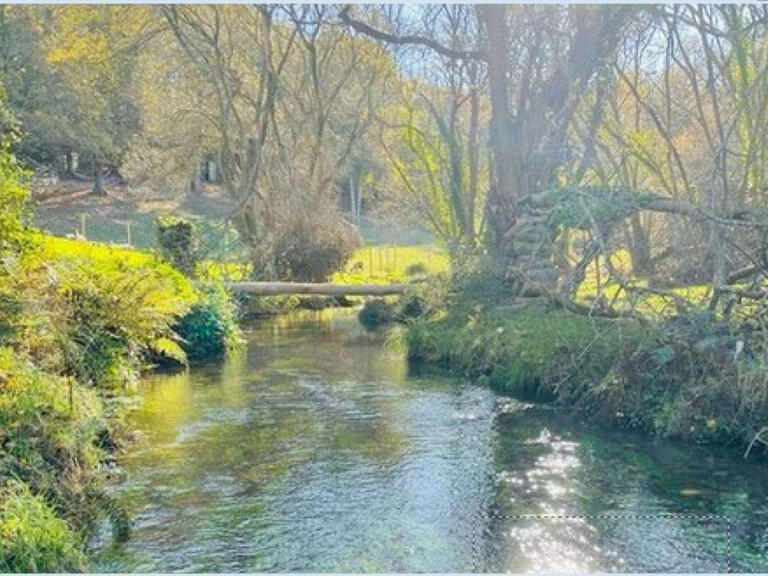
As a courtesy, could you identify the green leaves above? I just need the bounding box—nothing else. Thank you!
[174,282,240,361]
[544,185,654,230]
[0,83,32,259]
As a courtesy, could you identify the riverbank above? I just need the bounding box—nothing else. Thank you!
[404,275,768,453]
[0,233,239,571]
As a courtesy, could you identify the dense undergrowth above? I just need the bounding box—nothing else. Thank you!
[0,148,240,571]
[404,267,768,452]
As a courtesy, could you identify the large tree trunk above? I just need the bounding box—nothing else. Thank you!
[478,5,628,297]
[477,5,557,296]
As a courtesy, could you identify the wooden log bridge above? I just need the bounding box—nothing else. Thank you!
[227,281,407,296]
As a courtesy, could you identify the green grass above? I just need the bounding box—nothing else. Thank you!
[406,294,644,400]
[0,482,86,573]
[36,233,157,267]
[198,244,450,285]
[331,244,449,284]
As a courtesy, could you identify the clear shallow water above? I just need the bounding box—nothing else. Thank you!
[94,309,768,573]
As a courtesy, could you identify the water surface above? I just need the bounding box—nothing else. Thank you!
[95,309,768,572]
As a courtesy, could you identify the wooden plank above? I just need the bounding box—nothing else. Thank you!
[227,282,407,296]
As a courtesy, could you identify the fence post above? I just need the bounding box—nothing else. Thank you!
[126,221,132,246]
[81,214,87,239]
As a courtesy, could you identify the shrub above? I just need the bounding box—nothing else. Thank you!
[273,210,359,281]
[404,262,428,277]
[399,294,428,319]
[358,300,396,331]
[175,282,241,360]
[156,215,198,276]
[589,312,768,444]
[34,247,196,385]
[0,482,86,573]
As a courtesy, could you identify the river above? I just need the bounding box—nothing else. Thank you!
[94,309,768,572]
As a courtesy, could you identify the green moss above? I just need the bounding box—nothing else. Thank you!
[406,299,644,401]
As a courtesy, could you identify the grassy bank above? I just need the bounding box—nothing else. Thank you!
[405,275,768,452]
[0,233,239,571]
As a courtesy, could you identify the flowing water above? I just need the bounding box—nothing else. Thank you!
[94,309,768,573]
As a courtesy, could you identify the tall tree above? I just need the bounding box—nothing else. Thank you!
[477,5,631,294]
[160,5,394,278]
[0,6,151,193]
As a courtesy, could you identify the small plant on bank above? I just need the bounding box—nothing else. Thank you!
[175,282,241,360]
[156,215,199,277]
[358,299,396,330]
[404,261,428,277]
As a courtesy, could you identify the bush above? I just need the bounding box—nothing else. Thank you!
[358,300,396,331]
[54,260,193,385]
[175,283,241,360]
[0,482,86,573]
[17,240,197,385]
[399,295,428,319]
[156,215,198,276]
[404,262,428,277]
[589,312,768,444]
[273,209,359,281]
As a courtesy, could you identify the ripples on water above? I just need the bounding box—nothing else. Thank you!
[94,309,768,573]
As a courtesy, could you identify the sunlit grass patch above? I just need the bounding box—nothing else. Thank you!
[574,249,713,316]
[196,260,252,282]
[331,244,449,285]
[35,233,156,267]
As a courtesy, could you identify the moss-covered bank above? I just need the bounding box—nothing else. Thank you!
[405,279,768,452]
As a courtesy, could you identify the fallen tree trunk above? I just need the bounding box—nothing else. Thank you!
[227,282,407,296]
